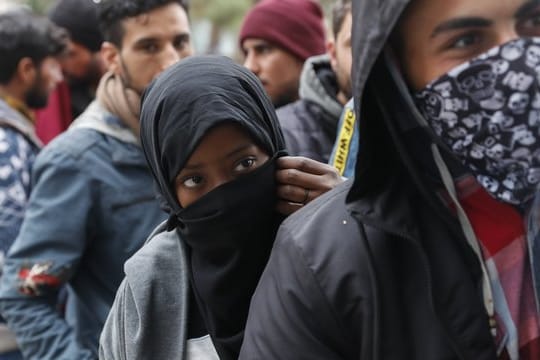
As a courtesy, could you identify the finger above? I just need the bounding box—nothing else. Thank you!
[275,200,303,216]
[277,156,336,175]
[276,184,312,204]
[276,167,331,190]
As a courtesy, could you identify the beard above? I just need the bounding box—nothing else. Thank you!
[271,85,299,109]
[67,56,103,89]
[24,74,49,109]
[118,56,144,96]
[335,64,352,101]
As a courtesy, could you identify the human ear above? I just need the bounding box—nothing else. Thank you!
[101,41,121,75]
[16,57,36,86]
[327,39,338,72]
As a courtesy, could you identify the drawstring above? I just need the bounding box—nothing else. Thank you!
[431,144,497,337]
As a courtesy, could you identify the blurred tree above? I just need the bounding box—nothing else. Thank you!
[191,0,335,55]
[13,0,52,13]
[191,0,253,53]
[17,0,337,55]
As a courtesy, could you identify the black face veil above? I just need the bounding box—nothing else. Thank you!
[139,55,287,359]
[140,55,286,217]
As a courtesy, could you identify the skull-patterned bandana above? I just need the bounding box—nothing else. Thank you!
[415,37,540,206]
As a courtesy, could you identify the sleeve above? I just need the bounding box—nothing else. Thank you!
[0,146,96,360]
[99,278,129,360]
[277,106,302,157]
[0,128,35,263]
[239,227,349,360]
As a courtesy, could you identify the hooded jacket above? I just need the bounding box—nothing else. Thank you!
[276,54,343,162]
[100,56,286,360]
[239,1,508,358]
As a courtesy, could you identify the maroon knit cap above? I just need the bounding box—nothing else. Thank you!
[239,0,326,61]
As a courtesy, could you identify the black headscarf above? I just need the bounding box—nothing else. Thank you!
[140,55,286,359]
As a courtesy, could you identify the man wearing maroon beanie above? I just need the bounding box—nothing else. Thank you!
[239,0,326,108]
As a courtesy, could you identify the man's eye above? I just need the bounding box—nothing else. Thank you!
[183,175,203,188]
[449,33,479,49]
[174,38,189,50]
[142,43,159,53]
[234,158,256,172]
[255,46,272,55]
[519,13,540,33]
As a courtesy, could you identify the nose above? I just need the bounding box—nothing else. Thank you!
[243,51,260,75]
[50,61,64,86]
[209,174,234,194]
[160,43,181,71]
[498,25,519,46]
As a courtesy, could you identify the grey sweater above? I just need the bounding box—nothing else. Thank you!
[277,54,344,163]
[99,222,193,359]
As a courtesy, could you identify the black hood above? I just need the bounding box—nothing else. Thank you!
[348,0,467,208]
[139,55,286,216]
[349,0,410,203]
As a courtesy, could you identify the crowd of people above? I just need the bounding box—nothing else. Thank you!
[0,0,539,359]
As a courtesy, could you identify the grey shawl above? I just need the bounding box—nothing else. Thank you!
[99,222,189,359]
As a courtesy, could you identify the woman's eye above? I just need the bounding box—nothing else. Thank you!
[183,175,203,188]
[234,158,256,172]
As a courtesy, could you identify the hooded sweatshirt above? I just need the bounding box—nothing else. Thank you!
[239,0,540,358]
[100,55,287,360]
[277,54,344,162]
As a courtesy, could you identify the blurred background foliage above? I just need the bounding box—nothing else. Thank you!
[7,0,335,58]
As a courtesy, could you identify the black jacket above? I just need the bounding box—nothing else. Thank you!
[276,55,343,163]
[239,0,499,358]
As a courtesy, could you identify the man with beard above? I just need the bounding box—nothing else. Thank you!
[0,10,66,360]
[277,0,352,163]
[241,0,540,359]
[48,0,105,119]
[0,1,191,358]
[34,0,106,144]
[239,0,326,109]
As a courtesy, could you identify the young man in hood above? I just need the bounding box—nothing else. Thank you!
[0,11,66,360]
[277,0,352,163]
[239,0,326,109]
[0,0,192,358]
[241,0,540,359]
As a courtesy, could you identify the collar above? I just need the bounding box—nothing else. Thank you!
[0,93,34,123]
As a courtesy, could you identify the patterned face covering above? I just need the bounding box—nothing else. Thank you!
[415,37,540,206]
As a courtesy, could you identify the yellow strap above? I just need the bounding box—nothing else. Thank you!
[332,107,356,176]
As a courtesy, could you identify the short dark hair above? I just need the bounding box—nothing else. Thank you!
[0,10,68,84]
[331,0,351,40]
[98,0,189,48]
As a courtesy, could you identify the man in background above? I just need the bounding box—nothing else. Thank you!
[35,0,106,144]
[239,0,326,109]
[277,0,352,162]
[0,0,192,358]
[0,10,66,360]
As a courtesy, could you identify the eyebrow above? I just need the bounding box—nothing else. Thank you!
[134,32,190,47]
[515,0,540,19]
[431,17,492,38]
[181,143,254,170]
[133,37,158,47]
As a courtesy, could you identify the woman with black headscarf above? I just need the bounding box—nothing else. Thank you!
[98,55,342,360]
